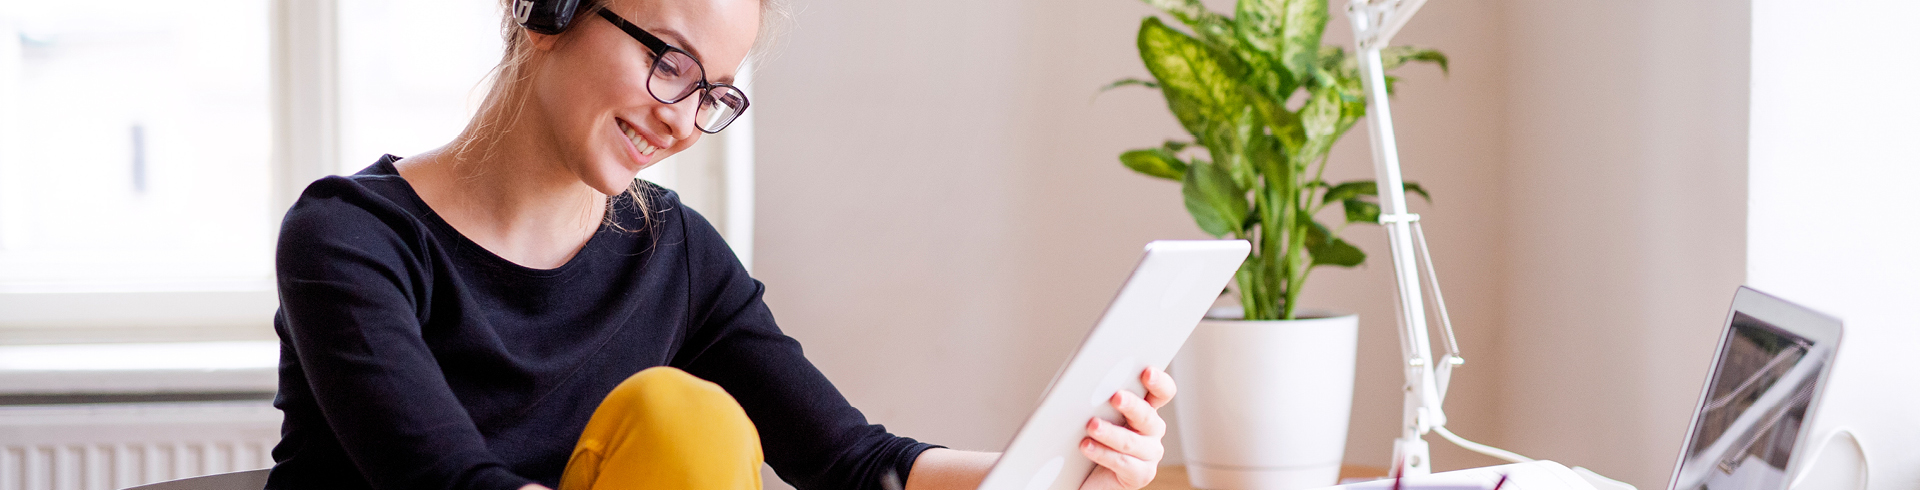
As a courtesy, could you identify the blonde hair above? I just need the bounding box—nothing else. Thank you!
[454,0,789,230]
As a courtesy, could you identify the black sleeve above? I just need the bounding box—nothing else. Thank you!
[669,205,940,490]
[275,178,533,490]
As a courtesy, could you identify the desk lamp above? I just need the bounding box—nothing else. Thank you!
[1341,0,1535,477]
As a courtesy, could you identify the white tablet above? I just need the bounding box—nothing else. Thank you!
[976,240,1250,490]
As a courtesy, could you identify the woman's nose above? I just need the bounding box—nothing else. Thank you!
[655,96,701,142]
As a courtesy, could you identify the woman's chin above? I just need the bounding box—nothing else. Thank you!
[585,170,640,196]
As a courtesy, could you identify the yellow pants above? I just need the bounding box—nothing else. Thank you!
[558,367,764,490]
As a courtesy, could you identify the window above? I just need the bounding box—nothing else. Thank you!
[337,0,500,174]
[0,0,274,291]
[0,0,752,343]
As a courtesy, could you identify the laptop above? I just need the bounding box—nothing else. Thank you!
[1667,286,1843,490]
[1297,286,1846,490]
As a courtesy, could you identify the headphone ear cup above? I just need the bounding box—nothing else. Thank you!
[514,0,583,35]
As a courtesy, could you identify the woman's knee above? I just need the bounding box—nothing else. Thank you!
[601,367,759,444]
[568,367,763,489]
[610,367,739,415]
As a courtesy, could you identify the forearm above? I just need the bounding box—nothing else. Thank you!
[904,448,999,490]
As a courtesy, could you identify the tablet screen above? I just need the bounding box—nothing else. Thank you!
[1673,312,1829,490]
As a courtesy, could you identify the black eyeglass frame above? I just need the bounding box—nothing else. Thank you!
[596,8,750,133]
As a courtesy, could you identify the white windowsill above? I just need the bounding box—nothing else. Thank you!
[0,341,279,395]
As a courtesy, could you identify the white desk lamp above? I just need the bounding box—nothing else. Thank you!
[1344,4,1635,489]
[1342,0,1535,477]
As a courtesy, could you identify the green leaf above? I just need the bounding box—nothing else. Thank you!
[1379,46,1449,75]
[1325,180,1431,224]
[1404,181,1431,202]
[1142,0,1210,29]
[1342,198,1380,223]
[1251,92,1307,157]
[1219,107,1262,190]
[1138,17,1262,192]
[1322,181,1375,203]
[1120,148,1188,180]
[1305,221,1366,267]
[1322,180,1432,204]
[1274,0,1320,82]
[1142,0,1236,47]
[1137,17,1249,153]
[1298,85,1343,160]
[1099,78,1160,93]
[1230,0,1292,98]
[1244,132,1287,185]
[1182,160,1249,237]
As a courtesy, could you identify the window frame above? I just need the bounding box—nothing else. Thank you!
[0,0,754,344]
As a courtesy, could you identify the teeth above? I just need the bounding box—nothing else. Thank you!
[618,120,659,156]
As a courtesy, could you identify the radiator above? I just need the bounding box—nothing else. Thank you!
[0,401,280,490]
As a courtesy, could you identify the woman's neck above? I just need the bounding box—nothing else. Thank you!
[397,125,609,270]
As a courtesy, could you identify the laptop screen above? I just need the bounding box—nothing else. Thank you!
[1672,312,1833,490]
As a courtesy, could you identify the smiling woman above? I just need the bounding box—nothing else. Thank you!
[265,0,955,489]
[264,0,1173,489]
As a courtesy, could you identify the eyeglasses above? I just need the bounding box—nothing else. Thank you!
[597,8,750,133]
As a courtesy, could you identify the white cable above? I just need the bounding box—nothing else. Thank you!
[1787,427,1869,490]
[1432,426,1534,464]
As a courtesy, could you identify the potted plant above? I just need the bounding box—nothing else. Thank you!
[1106,0,1444,488]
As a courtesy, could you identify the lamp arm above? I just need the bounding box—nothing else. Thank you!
[1345,0,1444,477]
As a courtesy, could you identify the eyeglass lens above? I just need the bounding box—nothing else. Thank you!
[646,49,745,133]
[647,49,703,104]
[696,86,745,132]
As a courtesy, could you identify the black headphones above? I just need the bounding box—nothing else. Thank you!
[512,0,585,35]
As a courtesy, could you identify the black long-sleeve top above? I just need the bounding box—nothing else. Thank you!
[267,156,934,490]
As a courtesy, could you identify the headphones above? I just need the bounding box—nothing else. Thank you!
[512,0,585,35]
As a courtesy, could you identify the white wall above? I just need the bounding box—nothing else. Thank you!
[1748,0,1920,487]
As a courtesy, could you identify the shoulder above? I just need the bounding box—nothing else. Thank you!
[276,158,432,270]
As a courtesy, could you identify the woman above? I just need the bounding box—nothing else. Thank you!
[266,0,1175,488]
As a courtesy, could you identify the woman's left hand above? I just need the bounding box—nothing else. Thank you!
[1078,367,1177,490]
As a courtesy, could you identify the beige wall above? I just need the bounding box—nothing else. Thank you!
[750,0,1744,488]
[1495,0,1748,486]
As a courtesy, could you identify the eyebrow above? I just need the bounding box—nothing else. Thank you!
[648,26,736,84]
[648,26,700,62]
[600,9,738,85]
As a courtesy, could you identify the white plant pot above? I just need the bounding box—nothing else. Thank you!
[1172,307,1358,490]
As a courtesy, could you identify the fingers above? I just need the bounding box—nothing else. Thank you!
[1079,437,1157,489]
[1140,368,1176,409]
[1084,385,1169,490]
[1086,416,1163,463]
[1110,391,1165,438]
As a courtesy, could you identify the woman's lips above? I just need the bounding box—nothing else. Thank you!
[616,118,660,157]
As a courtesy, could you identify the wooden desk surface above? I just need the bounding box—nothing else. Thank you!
[1142,465,1388,490]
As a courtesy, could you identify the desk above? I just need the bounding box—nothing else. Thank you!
[1144,465,1389,490]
